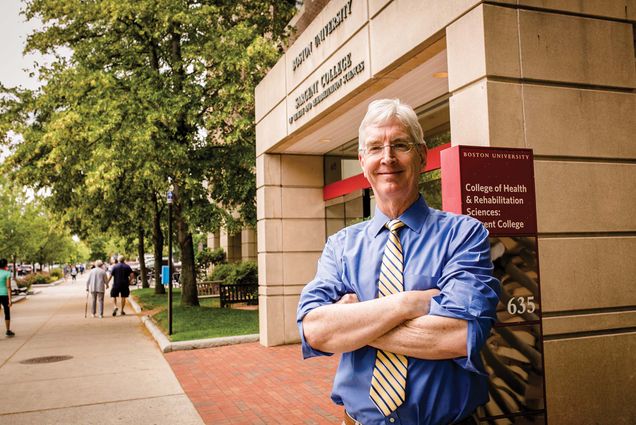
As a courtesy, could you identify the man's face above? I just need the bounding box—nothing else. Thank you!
[359,117,426,205]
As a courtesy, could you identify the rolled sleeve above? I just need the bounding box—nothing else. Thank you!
[297,235,349,359]
[429,219,500,374]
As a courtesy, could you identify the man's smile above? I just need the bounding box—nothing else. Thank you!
[376,169,404,175]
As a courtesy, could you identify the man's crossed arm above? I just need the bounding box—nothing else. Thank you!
[302,290,467,360]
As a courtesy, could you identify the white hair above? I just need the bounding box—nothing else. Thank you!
[358,99,426,150]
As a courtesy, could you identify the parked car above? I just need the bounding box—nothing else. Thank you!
[142,257,180,272]
[18,264,33,276]
[134,257,181,284]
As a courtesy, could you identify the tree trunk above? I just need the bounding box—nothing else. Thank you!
[138,226,149,288]
[176,219,198,307]
[174,184,199,307]
[151,192,165,294]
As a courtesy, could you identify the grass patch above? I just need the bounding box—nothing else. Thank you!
[132,288,259,342]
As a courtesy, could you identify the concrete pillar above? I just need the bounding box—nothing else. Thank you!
[220,229,241,263]
[207,231,221,251]
[447,4,636,424]
[256,153,325,347]
[241,227,257,262]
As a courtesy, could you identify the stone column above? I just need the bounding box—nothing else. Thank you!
[220,229,241,263]
[447,4,636,424]
[241,227,257,262]
[207,231,220,251]
[256,153,326,346]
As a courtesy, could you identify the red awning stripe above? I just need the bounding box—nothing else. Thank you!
[323,143,450,201]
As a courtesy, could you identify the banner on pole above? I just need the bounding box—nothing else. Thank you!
[161,265,170,286]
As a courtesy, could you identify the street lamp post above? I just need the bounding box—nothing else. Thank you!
[167,190,174,335]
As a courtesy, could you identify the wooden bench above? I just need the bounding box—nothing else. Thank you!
[220,283,258,308]
[197,280,222,298]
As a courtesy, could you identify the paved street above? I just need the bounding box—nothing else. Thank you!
[0,274,203,425]
[0,273,344,425]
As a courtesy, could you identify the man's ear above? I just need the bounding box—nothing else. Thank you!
[359,153,368,178]
[418,146,428,172]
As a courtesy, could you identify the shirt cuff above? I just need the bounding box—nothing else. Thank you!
[452,320,487,376]
[429,299,488,376]
[297,304,334,359]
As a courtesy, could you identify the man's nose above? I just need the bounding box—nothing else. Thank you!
[380,145,397,162]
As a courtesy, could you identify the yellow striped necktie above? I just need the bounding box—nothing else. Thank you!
[370,219,408,416]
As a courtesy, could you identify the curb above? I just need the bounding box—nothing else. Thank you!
[13,289,43,304]
[128,296,259,353]
[31,278,65,287]
[13,294,28,303]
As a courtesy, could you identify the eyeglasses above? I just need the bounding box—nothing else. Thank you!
[360,142,422,157]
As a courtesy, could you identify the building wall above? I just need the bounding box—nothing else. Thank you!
[256,1,636,423]
[446,3,636,424]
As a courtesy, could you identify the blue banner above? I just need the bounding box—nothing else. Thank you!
[161,265,170,285]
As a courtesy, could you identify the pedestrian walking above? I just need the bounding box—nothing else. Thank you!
[70,265,78,281]
[86,260,109,318]
[108,255,134,316]
[0,258,16,337]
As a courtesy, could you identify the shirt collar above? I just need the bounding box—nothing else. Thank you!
[369,195,430,237]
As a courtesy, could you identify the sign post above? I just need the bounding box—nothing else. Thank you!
[442,146,547,423]
[167,190,173,336]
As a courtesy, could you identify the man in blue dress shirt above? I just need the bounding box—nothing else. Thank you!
[297,99,500,425]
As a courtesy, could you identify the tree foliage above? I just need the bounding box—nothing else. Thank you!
[1,0,295,305]
[0,176,79,269]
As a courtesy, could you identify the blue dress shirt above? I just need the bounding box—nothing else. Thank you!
[297,196,500,425]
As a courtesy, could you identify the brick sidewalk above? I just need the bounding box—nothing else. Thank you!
[165,343,343,425]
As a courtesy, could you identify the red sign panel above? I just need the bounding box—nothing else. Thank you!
[441,146,537,236]
[441,145,547,424]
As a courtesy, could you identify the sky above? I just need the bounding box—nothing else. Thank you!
[0,0,46,90]
[0,1,53,160]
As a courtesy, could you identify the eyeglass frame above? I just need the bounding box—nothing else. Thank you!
[358,141,426,157]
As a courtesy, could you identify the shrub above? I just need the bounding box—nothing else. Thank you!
[18,272,50,289]
[196,247,226,269]
[210,261,257,286]
[196,248,228,281]
[15,281,31,292]
[228,262,257,286]
[50,268,64,279]
[208,248,227,266]
[209,263,234,282]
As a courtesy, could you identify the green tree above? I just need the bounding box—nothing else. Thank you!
[1,0,295,306]
[27,210,76,268]
[0,184,32,275]
[0,177,77,274]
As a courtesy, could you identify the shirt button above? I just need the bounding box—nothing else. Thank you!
[389,419,395,423]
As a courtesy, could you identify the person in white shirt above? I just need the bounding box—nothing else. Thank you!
[86,260,109,318]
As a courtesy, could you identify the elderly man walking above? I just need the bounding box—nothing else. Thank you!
[297,99,500,425]
[86,260,109,318]
[108,255,134,316]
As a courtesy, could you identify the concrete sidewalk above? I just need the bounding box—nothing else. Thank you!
[0,274,203,425]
